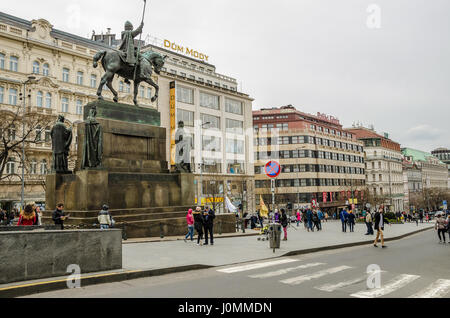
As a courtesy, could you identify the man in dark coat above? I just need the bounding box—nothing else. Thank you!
[203,206,215,245]
[280,209,289,240]
[52,203,66,230]
[374,208,390,248]
[50,115,72,174]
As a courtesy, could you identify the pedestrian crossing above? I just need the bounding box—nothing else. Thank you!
[216,259,450,298]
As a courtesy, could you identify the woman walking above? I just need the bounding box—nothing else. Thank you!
[184,209,194,242]
[435,214,448,244]
[193,207,204,246]
[281,209,288,241]
[296,210,301,227]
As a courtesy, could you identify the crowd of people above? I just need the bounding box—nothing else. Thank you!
[0,203,43,226]
[184,206,216,246]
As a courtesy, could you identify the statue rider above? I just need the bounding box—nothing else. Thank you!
[118,20,144,83]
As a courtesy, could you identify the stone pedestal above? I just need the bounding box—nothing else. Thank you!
[43,100,214,238]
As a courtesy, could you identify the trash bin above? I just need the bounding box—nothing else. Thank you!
[268,223,282,249]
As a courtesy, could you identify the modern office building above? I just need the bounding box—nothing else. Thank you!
[253,105,366,215]
[0,12,255,213]
[346,126,404,212]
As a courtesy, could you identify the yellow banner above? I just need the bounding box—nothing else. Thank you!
[195,197,224,205]
[259,195,269,217]
[170,81,176,166]
[349,198,358,204]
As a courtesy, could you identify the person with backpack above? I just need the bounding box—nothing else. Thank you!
[435,214,448,244]
[340,208,349,232]
[347,210,356,232]
[280,209,288,240]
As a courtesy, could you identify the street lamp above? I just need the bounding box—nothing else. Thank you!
[198,121,211,207]
[19,75,36,211]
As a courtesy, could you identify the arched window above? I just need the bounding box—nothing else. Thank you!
[43,63,49,76]
[36,91,43,107]
[6,157,15,175]
[40,159,47,175]
[30,159,37,174]
[32,61,40,74]
[45,93,52,108]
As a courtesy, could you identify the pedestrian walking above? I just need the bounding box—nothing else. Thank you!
[317,209,324,230]
[414,212,419,226]
[296,210,301,227]
[52,203,67,230]
[374,208,391,248]
[257,210,264,228]
[340,208,349,232]
[273,209,280,224]
[312,210,320,231]
[425,213,429,223]
[435,214,447,244]
[98,204,112,230]
[324,212,328,223]
[17,204,36,226]
[184,209,194,242]
[0,209,5,225]
[281,209,288,240]
[365,211,374,235]
[306,208,314,232]
[302,210,308,229]
[348,210,356,232]
[419,211,424,223]
[193,207,204,246]
[203,206,215,246]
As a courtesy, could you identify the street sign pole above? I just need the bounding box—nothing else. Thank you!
[271,178,275,212]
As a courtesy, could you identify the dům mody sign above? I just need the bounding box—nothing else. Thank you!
[164,39,209,62]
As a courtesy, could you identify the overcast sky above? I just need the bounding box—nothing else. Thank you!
[6,0,450,152]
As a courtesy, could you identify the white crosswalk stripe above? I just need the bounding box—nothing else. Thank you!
[280,266,352,286]
[409,279,450,298]
[315,271,385,292]
[249,263,325,279]
[351,274,420,298]
[217,259,299,274]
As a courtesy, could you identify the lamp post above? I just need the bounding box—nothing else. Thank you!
[198,121,211,207]
[19,75,36,211]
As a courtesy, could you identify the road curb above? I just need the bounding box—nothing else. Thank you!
[122,232,260,244]
[282,226,433,257]
[0,264,212,298]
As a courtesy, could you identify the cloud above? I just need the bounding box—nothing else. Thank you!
[405,125,441,141]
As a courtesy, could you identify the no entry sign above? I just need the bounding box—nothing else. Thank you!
[265,161,281,178]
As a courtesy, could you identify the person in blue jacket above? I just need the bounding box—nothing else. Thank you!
[306,208,314,232]
[317,209,324,231]
[340,207,349,232]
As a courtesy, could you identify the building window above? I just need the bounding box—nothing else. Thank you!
[6,158,15,175]
[9,56,18,72]
[8,125,16,140]
[62,68,70,82]
[35,125,42,142]
[40,159,47,175]
[226,139,244,154]
[0,53,4,69]
[125,83,131,93]
[227,160,245,174]
[45,126,51,142]
[200,92,219,110]
[76,99,83,115]
[147,88,152,99]
[202,135,221,152]
[226,119,243,134]
[45,93,52,108]
[43,63,49,76]
[201,114,220,130]
[225,98,243,115]
[0,86,4,103]
[139,86,145,98]
[32,61,40,74]
[9,88,17,105]
[177,86,194,104]
[36,91,43,107]
[177,109,194,127]
[30,159,37,174]
[90,74,97,88]
[61,97,69,113]
[77,71,84,85]
[119,81,124,92]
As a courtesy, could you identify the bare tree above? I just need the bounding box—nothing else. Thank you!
[0,107,55,181]
[202,175,224,213]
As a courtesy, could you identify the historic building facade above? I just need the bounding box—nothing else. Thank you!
[346,126,404,212]
[253,105,366,214]
[0,12,255,213]
[431,147,450,189]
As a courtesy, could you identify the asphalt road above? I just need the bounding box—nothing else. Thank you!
[25,229,450,298]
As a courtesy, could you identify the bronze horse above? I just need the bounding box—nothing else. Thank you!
[93,50,167,106]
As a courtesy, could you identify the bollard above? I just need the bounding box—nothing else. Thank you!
[218,219,222,235]
[122,223,128,241]
[241,218,245,233]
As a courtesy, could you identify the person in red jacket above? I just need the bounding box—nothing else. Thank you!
[17,204,36,226]
[184,209,194,242]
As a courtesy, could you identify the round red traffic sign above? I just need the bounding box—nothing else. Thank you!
[265,161,281,178]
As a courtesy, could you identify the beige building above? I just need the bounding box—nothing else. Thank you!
[346,126,405,212]
[253,106,366,215]
[0,12,255,213]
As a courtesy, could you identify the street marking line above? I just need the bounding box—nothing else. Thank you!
[0,270,142,291]
[351,274,420,298]
[249,263,325,279]
[280,265,352,286]
[409,279,450,298]
[315,271,385,292]
[217,259,298,274]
